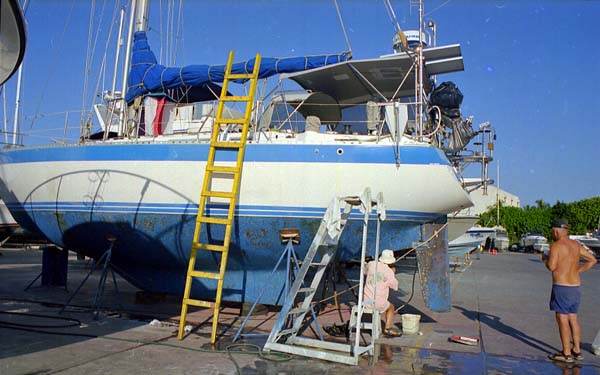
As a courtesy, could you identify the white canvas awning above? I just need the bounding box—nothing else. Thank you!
[281,44,464,106]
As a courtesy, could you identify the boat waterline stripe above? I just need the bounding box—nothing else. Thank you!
[8,202,442,221]
[0,143,450,165]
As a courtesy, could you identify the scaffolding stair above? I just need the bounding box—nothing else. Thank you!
[178,51,261,345]
[264,188,386,365]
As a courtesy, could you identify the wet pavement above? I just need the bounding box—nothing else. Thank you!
[0,247,599,374]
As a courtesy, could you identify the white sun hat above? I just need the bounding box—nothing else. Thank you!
[379,249,396,264]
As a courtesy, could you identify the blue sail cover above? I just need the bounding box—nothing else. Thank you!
[126,32,351,103]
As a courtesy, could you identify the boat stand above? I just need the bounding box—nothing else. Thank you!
[59,237,122,319]
[232,229,323,342]
[25,246,69,292]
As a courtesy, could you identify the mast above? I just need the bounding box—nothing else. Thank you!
[118,0,149,137]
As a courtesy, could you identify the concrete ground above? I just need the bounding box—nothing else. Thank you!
[0,247,599,374]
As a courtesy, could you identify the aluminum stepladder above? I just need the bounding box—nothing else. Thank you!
[178,51,262,345]
[231,229,323,343]
[264,188,386,365]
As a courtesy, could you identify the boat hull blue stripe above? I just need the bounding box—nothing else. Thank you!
[8,202,442,221]
[0,143,450,165]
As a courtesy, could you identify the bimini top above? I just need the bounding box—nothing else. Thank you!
[281,44,464,106]
[126,31,351,103]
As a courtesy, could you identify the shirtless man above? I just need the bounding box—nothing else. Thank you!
[543,219,597,363]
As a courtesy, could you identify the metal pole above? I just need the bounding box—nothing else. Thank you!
[111,8,126,97]
[2,87,8,144]
[106,7,127,141]
[417,0,424,139]
[12,67,23,145]
[118,0,139,137]
[135,0,149,32]
[497,160,500,225]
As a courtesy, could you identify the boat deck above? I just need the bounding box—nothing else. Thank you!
[1,247,599,374]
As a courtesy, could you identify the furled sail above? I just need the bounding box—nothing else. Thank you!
[126,31,351,103]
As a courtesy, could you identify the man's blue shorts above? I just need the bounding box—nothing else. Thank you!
[549,285,581,314]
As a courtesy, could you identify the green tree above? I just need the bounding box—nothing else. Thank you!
[478,196,600,243]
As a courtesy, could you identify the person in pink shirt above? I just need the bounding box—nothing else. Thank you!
[363,249,401,337]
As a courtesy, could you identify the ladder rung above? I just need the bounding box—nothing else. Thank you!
[298,287,316,294]
[288,307,306,315]
[197,216,230,225]
[193,243,227,252]
[343,197,362,206]
[221,95,251,102]
[190,271,222,280]
[205,165,240,173]
[310,262,328,267]
[183,298,213,308]
[227,73,254,80]
[212,141,243,149]
[202,190,235,199]
[215,118,246,125]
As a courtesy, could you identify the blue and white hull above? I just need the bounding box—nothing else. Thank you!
[0,138,472,304]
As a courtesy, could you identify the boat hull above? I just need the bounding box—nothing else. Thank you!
[0,141,472,305]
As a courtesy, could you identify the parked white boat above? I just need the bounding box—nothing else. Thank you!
[570,234,600,258]
[448,226,493,256]
[519,232,548,253]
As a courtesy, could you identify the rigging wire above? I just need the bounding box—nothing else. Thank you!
[424,0,452,17]
[167,0,174,65]
[383,0,402,34]
[174,0,184,65]
[29,0,77,130]
[333,0,352,55]
[80,0,97,130]
[81,0,117,137]
[382,0,409,53]
[170,0,176,65]
[83,0,121,136]
[159,0,163,64]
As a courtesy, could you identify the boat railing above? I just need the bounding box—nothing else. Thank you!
[5,109,87,147]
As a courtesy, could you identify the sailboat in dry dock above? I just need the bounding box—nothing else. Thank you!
[0,1,481,311]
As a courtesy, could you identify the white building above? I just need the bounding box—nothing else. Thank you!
[448,180,520,241]
[459,182,520,217]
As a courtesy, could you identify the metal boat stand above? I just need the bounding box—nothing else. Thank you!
[59,236,122,319]
[24,246,69,292]
[232,228,323,342]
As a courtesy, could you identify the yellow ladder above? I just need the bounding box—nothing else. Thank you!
[178,51,262,345]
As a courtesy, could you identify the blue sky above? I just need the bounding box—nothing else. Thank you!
[1,0,599,207]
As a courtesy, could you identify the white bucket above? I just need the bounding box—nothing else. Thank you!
[401,313,421,334]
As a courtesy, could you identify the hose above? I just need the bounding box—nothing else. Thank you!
[0,310,292,375]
